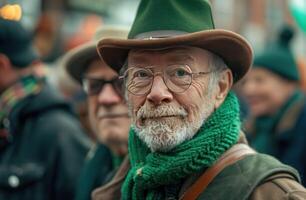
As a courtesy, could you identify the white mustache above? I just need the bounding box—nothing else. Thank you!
[137,104,188,120]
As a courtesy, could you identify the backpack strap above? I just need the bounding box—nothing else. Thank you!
[181,144,256,200]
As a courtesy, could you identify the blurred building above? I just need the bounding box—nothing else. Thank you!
[2,0,304,62]
[1,0,305,80]
[211,0,305,58]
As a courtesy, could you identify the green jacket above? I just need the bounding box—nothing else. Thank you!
[246,91,306,186]
[180,153,302,200]
[92,140,306,200]
[75,144,113,200]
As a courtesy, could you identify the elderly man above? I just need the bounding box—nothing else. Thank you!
[93,0,306,200]
[63,26,130,200]
[0,19,89,200]
[241,25,306,186]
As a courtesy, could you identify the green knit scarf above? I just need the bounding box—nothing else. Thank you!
[122,92,241,200]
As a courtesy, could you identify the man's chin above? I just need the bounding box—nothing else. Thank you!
[98,118,120,127]
[98,126,117,135]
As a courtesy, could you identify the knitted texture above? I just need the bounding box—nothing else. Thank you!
[122,92,241,200]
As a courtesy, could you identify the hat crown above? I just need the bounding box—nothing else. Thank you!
[0,18,38,68]
[0,19,32,50]
[128,0,215,39]
[254,25,299,81]
[93,25,129,41]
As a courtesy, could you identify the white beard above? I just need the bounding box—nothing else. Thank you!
[132,99,215,152]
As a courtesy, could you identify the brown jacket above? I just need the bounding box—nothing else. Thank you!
[92,136,306,200]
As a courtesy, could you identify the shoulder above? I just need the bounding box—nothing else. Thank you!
[12,83,82,136]
[84,144,112,166]
[35,108,81,131]
[195,153,303,200]
[250,173,306,200]
[25,105,90,151]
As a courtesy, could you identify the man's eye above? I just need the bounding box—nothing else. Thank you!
[172,69,189,77]
[134,70,150,78]
[90,82,102,90]
[177,69,187,76]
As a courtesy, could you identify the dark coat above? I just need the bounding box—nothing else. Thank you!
[0,84,90,200]
[75,144,113,200]
[246,93,306,186]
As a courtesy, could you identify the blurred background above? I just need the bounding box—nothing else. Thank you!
[1,0,305,66]
[1,0,305,139]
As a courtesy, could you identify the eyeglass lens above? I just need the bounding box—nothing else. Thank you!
[83,78,123,96]
[124,65,193,95]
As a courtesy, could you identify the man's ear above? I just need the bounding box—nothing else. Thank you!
[214,69,233,109]
[0,54,11,70]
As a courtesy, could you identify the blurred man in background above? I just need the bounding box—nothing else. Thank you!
[0,19,90,200]
[242,25,306,186]
[63,25,130,200]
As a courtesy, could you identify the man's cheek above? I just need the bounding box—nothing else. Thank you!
[179,103,194,122]
[128,101,139,121]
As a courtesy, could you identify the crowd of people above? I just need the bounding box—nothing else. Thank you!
[1,0,306,199]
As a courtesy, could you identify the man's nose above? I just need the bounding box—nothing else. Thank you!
[98,84,121,106]
[147,76,173,106]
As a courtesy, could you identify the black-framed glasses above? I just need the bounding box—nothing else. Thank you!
[119,64,213,96]
[82,77,123,96]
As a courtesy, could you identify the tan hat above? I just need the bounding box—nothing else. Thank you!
[97,0,253,83]
[63,25,129,83]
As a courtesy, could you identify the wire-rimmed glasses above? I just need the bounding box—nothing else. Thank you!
[119,64,213,95]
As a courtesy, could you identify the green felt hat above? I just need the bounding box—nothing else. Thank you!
[97,0,253,83]
[0,18,38,68]
[253,25,299,81]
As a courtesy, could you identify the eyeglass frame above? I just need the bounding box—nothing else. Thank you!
[118,64,214,96]
[81,76,124,97]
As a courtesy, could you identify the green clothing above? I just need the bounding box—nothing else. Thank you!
[75,144,113,200]
[253,25,299,81]
[122,92,241,200]
[197,153,300,200]
[247,89,306,186]
[111,151,125,169]
[92,142,306,200]
[250,90,303,155]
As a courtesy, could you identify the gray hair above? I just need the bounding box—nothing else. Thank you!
[119,59,129,100]
[206,52,229,91]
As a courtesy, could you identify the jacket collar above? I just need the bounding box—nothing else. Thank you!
[275,94,305,134]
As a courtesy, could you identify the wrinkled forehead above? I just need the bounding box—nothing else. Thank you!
[127,46,212,66]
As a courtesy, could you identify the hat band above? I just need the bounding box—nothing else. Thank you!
[134,30,188,39]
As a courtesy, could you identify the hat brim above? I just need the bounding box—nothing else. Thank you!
[63,42,99,83]
[97,29,253,82]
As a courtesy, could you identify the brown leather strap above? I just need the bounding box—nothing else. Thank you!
[181,144,256,200]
